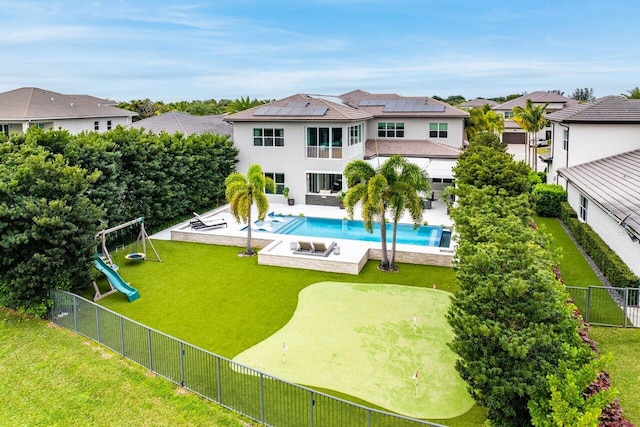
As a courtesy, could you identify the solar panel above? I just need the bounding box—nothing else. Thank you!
[285,101,309,107]
[359,99,388,106]
[358,98,445,112]
[253,106,328,116]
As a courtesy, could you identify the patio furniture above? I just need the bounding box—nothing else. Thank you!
[190,213,227,231]
[293,241,336,257]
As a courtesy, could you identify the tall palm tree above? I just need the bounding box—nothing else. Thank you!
[225,96,265,114]
[343,160,392,270]
[621,87,640,99]
[225,164,275,255]
[512,99,548,169]
[381,156,430,271]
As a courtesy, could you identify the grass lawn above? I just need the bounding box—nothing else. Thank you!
[0,308,250,427]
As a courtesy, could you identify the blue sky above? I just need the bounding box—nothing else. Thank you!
[1,0,638,102]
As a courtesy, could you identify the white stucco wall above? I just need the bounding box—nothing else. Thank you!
[364,117,466,149]
[5,116,132,135]
[566,185,640,277]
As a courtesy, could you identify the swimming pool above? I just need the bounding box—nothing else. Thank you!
[252,215,449,247]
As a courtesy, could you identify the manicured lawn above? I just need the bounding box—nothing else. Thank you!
[0,308,250,427]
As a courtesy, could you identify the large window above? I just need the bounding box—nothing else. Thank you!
[504,111,515,119]
[107,120,112,130]
[307,173,342,194]
[349,124,362,145]
[429,123,448,138]
[0,124,8,137]
[579,195,588,222]
[254,128,284,146]
[563,129,569,151]
[306,127,342,159]
[264,172,285,194]
[377,122,404,138]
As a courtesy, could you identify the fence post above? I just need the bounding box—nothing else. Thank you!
[260,373,265,423]
[96,306,101,343]
[119,316,125,357]
[216,356,222,403]
[148,329,153,371]
[73,294,78,332]
[179,342,185,387]
[585,287,591,323]
[623,288,629,328]
[309,390,314,427]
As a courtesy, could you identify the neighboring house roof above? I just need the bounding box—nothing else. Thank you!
[364,139,461,160]
[557,149,640,236]
[504,119,524,130]
[458,98,498,108]
[0,87,136,120]
[128,111,232,136]
[546,96,640,124]
[224,94,372,122]
[493,91,577,111]
[339,89,469,118]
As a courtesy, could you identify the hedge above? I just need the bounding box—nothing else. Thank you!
[560,202,640,289]
[532,184,567,217]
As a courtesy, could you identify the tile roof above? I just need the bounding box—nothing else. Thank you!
[224,94,371,122]
[339,89,469,118]
[128,111,232,136]
[458,98,498,108]
[494,91,577,110]
[557,149,640,236]
[0,87,136,120]
[364,139,461,160]
[546,96,640,123]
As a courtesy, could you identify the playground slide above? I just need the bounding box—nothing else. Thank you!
[92,256,140,302]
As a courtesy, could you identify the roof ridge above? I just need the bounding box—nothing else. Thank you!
[23,87,35,117]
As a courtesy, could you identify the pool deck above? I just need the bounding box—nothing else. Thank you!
[155,201,455,274]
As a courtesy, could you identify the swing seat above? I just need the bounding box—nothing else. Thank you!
[125,252,146,261]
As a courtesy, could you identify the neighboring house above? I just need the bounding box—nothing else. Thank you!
[224,90,468,206]
[493,91,576,145]
[458,98,498,109]
[128,111,232,137]
[546,96,640,276]
[0,87,136,137]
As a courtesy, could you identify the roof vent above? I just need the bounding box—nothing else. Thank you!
[51,97,55,101]
[70,102,74,107]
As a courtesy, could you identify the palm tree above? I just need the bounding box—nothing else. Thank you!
[225,96,265,114]
[512,99,548,169]
[381,156,430,271]
[225,164,275,255]
[343,160,391,270]
[621,87,640,99]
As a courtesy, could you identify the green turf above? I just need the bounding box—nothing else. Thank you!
[233,282,474,419]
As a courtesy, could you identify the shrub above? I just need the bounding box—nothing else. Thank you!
[532,184,567,217]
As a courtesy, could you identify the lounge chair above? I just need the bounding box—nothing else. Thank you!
[297,241,314,252]
[190,213,227,231]
[293,241,336,257]
[251,223,273,232]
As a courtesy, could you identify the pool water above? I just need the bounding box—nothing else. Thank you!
[253,215,449,247]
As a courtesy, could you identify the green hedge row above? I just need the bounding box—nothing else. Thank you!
[532,184,567,217]
[560,202,639,288]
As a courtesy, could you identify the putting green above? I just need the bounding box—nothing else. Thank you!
[232,282,474,419]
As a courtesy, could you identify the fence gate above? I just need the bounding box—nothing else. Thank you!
[566,286,640,328]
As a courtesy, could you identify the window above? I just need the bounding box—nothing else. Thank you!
[377,122,404,138]
[429,123,448,138]
[579,195,588,222]
[253,128,284,146]
[349,124,362,145]
[307,173,342,194]
[94,121,100,131]
[264,172,285,194]
[306,127,342,159]
[563,129,569,151]
[504,111,515,119]
[107,120,112,130]
[0,124,9,137]
[29,123,45,129]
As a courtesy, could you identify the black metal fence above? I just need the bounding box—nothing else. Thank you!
[49,290,443,427]
[566,286,640,327]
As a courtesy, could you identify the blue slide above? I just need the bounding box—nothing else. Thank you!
[92,256,140,302]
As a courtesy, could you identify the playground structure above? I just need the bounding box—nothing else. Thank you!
[92,217,161,302]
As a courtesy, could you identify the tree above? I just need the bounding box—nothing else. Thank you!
[225,96,267,114]
[571,88,595,102]
[621,86,640,99]
[225,164,274,255]
[465,106,505,140]
[513,99,548,168]
[549,89,565,96]
[343,160,392,270]
[381,156,430,270]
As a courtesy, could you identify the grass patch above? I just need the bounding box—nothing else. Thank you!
[588,327,640,424]
[0,308,250,427]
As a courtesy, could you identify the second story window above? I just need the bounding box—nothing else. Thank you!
[504,111,515,119]
[349,124,362,145]
[378,122,404,138]
[563,129,569,151]
[306,127,342,159]
[579,195,588,222]
[429,123,448,138]
[254,128,284,146]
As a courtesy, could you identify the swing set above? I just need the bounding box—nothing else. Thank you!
[95,216,161,267]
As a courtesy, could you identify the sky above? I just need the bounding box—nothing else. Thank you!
[1,0,639,103]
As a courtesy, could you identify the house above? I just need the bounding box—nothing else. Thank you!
[224,90,468,206]
[128,111,232,137]
[0,87,136,137]
[493,91,576,145]
[545,96,640,276]
[458,98,498,109]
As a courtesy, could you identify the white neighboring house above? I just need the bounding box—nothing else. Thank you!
[545,96,640,277]
[128,111,232,137]
[223,90,468,206]
[493,91,576,145]
[0,87,136,137]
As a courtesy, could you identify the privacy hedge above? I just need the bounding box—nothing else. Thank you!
[560,202,639,289]
[532,184,567,217]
